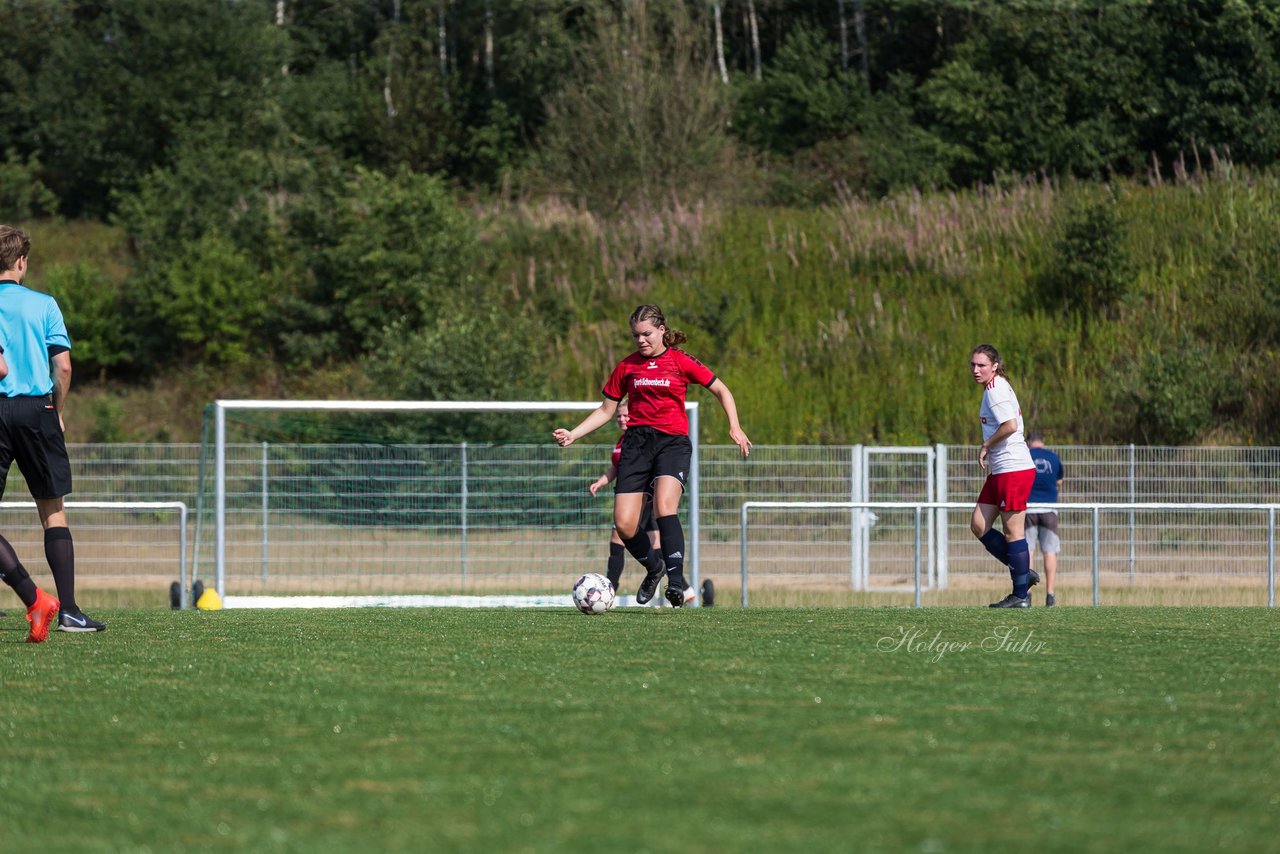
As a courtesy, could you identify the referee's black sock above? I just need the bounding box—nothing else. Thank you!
[606,542,626,590]
[0,534,38,608]
[656,515,687,590]
[622,531,664,574]
[45,527,77,613]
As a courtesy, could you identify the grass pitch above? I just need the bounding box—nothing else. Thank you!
[1,606,1276,852]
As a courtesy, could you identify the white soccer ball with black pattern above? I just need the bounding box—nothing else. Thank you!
[572,573,616,615]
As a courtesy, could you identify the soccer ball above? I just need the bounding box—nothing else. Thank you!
[572,573,616,615]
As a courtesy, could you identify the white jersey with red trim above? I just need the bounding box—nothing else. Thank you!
[980,375,1033,474]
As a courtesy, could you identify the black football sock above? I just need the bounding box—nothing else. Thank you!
[656,515,687,589]
[622,531,664,574]
[606,542,626,590]
[45,527,77,613]
[0,535,38,608]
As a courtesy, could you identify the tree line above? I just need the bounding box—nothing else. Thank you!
[1,1,1278,443]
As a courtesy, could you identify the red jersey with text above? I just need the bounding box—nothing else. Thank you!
[602,348,716,436]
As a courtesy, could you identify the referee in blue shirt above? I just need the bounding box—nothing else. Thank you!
[0,225,104,634]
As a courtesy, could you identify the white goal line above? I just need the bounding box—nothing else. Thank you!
[222,593,661,610]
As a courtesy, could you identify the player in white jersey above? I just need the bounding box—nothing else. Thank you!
[968,344,1038,608]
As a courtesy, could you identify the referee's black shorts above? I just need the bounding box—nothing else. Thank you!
[0,396,73,500]
[615,425,692,498]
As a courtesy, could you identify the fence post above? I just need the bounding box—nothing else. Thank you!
[1129,443,1136,585]
[1093,507,1101,607]
[261,441,269,583]
[215,404,226,597]
[935,443,948,589]
[460,442,468,587]
[689,403,701,603]
[740,503,750,608]
[1269,507,1275,609]
[179,503,189,609]
[850,445,862,591]
[913,506,922,608]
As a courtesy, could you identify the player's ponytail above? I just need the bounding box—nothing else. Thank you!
[971,343,1008,379]
[630,304,686,348]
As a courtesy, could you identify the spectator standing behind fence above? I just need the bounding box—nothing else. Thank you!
[1026,430,1064,608]
[0,225,105,635]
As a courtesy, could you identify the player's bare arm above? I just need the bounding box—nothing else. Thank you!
[589,464,618,497]
[51,350,71,432]
[553,398,619,447]
[708,379,751,457]
[979,418,1018,470]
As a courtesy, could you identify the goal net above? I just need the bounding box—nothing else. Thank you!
[197,400,701,608]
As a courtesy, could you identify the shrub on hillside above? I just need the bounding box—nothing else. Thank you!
[1032,190,1134,333]
[0,150,58,220]
[1121,340,1244,444]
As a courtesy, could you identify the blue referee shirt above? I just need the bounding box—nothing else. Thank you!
[0,280,71,397]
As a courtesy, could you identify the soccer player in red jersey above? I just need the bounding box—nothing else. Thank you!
[555,304,751,606]
[588,399,661,595]
[969,344,1038,608]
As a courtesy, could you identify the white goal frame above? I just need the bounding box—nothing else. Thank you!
[210,400,701,608]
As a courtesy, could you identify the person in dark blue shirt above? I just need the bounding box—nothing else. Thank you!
[0,225,104,635]
[1026,430,1064,607]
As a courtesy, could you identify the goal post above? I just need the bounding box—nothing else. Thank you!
[206,400,701,607]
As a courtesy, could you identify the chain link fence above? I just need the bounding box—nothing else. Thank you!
[6,443,1276,603]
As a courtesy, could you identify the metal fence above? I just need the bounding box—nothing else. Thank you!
[740,500,1279,608]
[5,443,1278,601]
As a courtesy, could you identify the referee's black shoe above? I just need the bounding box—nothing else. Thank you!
[989,593,1030,609]
[57,609,107,632]
[636,559,666,605]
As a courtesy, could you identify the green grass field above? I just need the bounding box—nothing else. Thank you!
[2,606,1276,852]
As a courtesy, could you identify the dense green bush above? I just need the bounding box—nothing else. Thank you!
[313,168,479,344]
[1031,190,1134,336]
[0,151,58,220]
[41,262,135,379]
[1123,340,1245,445]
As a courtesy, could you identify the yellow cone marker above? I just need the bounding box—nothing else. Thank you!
[195,587,223,611]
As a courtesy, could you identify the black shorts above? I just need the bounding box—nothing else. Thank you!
[639,501,658,533]
[0,396,73,500]
[615,426,692,498]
